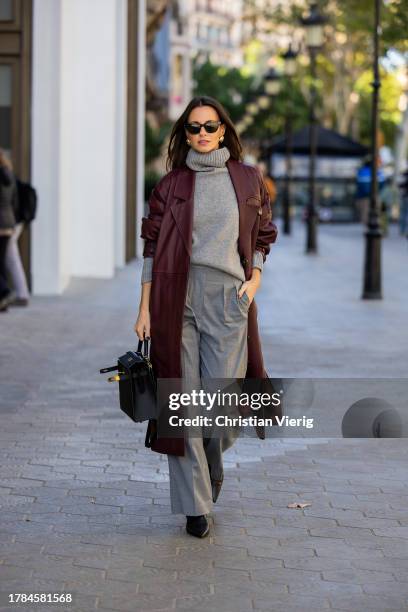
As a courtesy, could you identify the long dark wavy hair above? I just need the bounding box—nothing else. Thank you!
[166,96,243,172]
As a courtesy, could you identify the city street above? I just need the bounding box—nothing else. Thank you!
[1,220,408,612]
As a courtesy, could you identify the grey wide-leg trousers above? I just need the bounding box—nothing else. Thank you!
[167,263,249,516]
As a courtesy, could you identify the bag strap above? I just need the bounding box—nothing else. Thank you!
[137,337,150,358]
[100,364,118,374]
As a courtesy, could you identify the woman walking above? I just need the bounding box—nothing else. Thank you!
[0,150,18,312]
[134,96,278,538]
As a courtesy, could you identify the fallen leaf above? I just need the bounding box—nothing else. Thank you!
[287,502,312,509]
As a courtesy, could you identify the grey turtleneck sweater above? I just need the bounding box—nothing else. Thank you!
[141,146,263,283]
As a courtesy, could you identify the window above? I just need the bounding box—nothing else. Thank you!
[199,23,207,40]
[0,0,13,21]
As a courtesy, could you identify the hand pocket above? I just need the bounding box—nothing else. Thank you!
[237,289,250,311]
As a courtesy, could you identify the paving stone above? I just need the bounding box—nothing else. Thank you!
[175,593,253,611]
[283,556,352,571]
[322,568,396,584]
[216,579,288,597]
[0,566,34,580]
[309,525,374,539]
[289,580,363,596]
[247,542,317,559]
[362,581,408,597]
[327,593,408,611]
[142,551,214,571]
[373,526,408,539]
[253,594,331,610]
[139,581,211,597]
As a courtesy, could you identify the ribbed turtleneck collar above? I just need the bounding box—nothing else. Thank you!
[186,146,230,172]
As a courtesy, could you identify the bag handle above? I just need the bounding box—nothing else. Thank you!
[137,336,150,358]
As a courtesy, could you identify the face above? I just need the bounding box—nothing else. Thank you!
[184,105,226,153]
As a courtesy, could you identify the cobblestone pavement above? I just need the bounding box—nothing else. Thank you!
[1,221,408,612]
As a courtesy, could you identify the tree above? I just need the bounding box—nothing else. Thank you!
[192,56,309,144]
[192,57,256,122]
[241,0,407,148]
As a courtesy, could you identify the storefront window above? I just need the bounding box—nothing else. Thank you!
[0,0,13,21]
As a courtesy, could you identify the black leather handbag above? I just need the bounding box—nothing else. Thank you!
[99,338,157,424]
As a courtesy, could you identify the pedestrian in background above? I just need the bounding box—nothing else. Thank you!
[356,156,386,224]
[5,170,30,307]
[257,161,277,212]
[356,158,371,224]
[0,150,18,312]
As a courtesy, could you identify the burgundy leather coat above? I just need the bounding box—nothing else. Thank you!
[140,158,278,456]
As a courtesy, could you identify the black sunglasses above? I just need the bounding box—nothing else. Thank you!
[184,120,222,134]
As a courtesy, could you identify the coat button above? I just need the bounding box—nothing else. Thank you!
[242,257,248,265]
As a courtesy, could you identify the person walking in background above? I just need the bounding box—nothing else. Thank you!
[257,161,277,212]
[356,156,386,224]
[0,150,18,312]
[4,166,30,307]
[356,158,372,224]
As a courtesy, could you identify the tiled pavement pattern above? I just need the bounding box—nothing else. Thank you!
[1,222,408,612]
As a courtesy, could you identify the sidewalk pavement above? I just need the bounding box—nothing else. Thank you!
[0,221,408,612]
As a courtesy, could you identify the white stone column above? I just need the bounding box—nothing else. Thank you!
[135,0,146,259]
[31,0,128,294]
[31,0,67,294]
[114,0,128,269]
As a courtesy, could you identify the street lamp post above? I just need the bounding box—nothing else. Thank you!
[263,65,281,178]
[281,44,298,235]
[264,66,281,98]
[362,0,382,299]
[301,3,327,254]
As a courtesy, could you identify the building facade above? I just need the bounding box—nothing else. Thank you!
[150,0,245,127]
[0,0,146,295]
[189,0,244,68]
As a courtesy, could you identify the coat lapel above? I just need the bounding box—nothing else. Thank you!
[170,168,195,256]
[226,158,259,205]
[169,159,261,256]
[227,159,263,261]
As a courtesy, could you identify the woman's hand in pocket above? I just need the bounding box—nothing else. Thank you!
[238,269,261,305]
[134,307,150,340]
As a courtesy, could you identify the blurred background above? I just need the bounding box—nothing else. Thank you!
[1,0,407,298]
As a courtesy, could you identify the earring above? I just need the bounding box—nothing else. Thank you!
[186,138,191,145]
[219,135,224,143]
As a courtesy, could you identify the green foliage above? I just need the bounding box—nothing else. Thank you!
[145,119,172,166]
[241,0,408,147]
[144,119,171,200]
[355,67,404,145]
[192,57,255,122]
[193,57,309,143]
[382,0,408,53]
[144,169,162,202]
[244,76,310,142]
[338,0,408,53]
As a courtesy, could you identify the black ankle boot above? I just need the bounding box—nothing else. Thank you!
[186,514,209,538]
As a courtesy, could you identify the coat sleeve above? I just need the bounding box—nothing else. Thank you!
[140,174,171,258]
[254,168,278,262]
